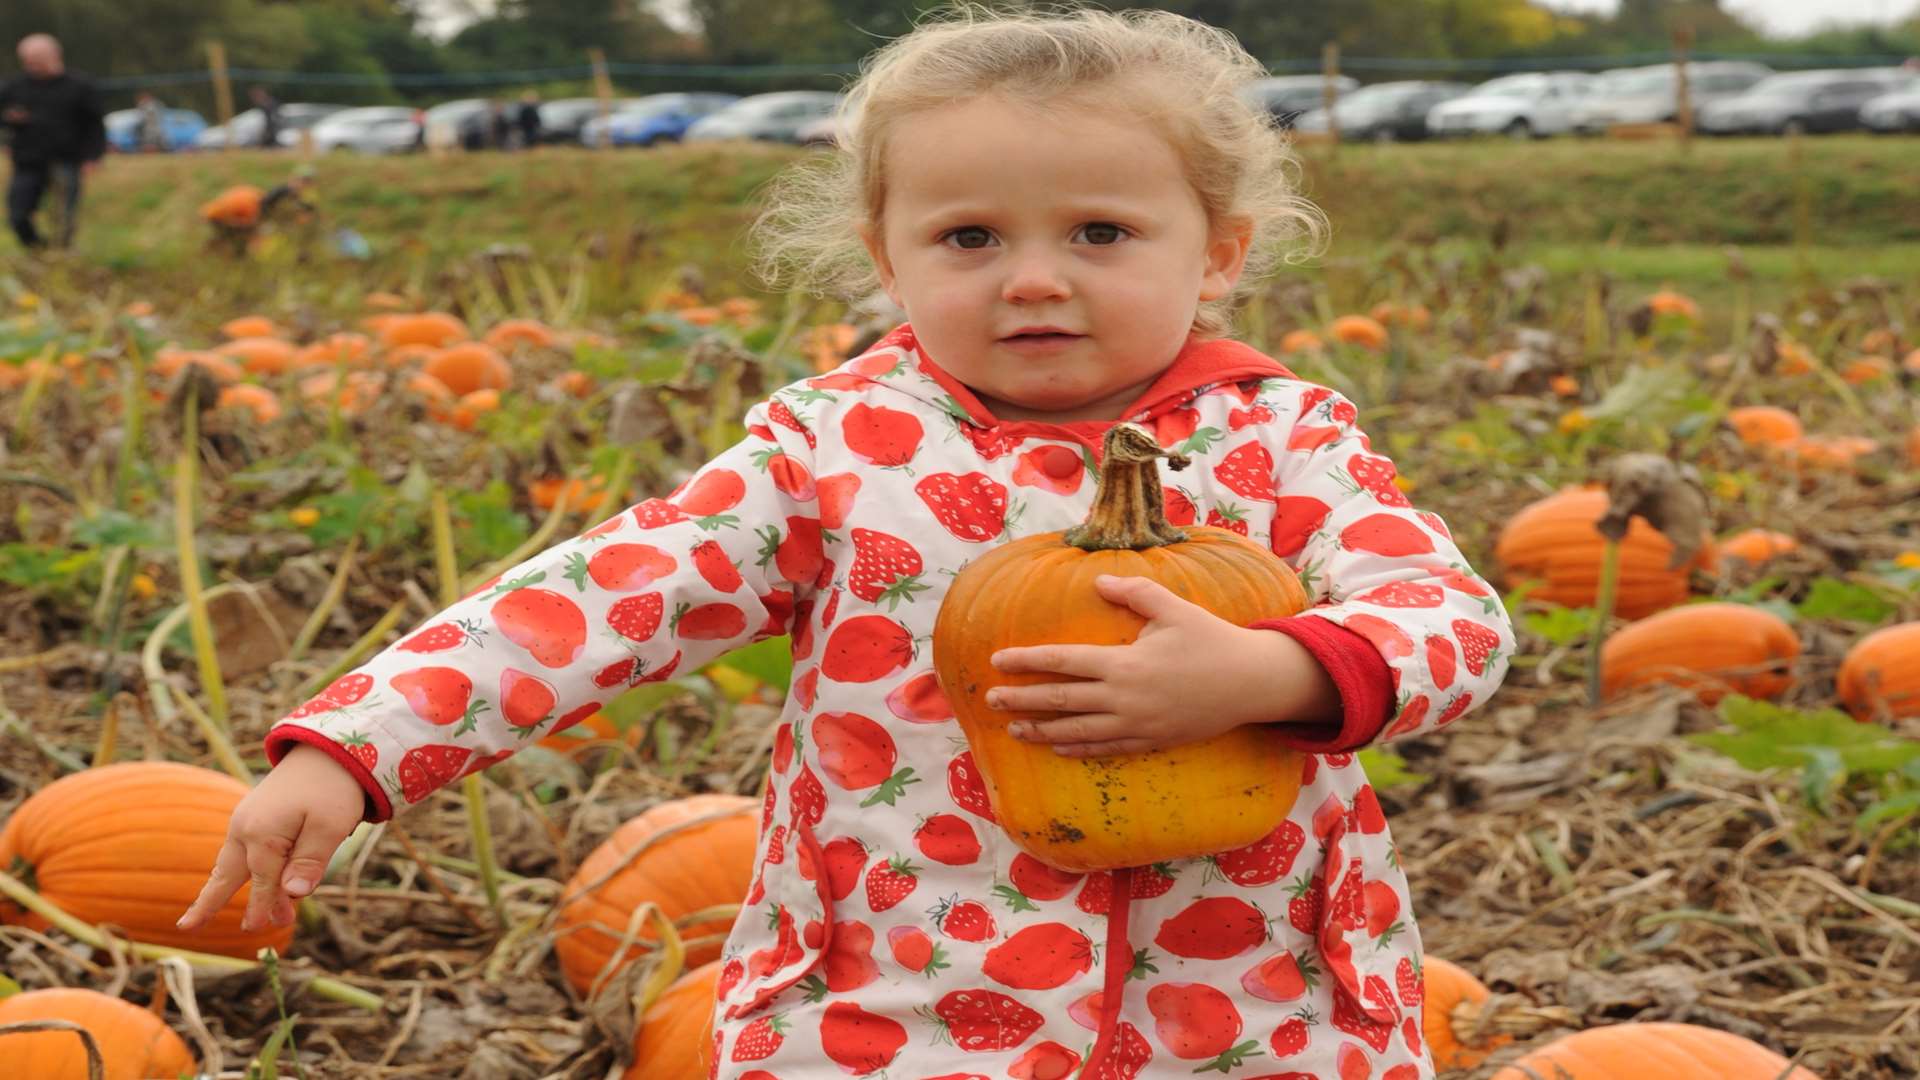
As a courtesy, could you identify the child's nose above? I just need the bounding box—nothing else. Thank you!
[1001,253,1070,304]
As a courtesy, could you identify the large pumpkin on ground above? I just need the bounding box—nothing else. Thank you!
[1488,1021,1820,1079]
[0,987,196,1080]
[552,795,756,998]
[933,423,1309,872]
[624,959,719,1080]
[1836,621,1920,722]
[1494,486,1716,620]
[1422,956,1511,1070]
[1599,602,1800,704]
[0,762,293,958]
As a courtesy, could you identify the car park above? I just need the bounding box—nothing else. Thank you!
[1426,72,1597,138]
[1291,80,1473,141]
[1860,79,1920,133]
[104,107,206,152]
[1570,61,1770,133]
[194,104,347,150]
[684,91,843,144]
[1697,68,1912,135]
[582,93,740,147]
[1239,75,1360,128]
[306,106,422,154]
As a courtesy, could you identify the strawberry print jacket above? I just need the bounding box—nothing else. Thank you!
[267,325,1514,1079]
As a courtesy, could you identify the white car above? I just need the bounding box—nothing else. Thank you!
[1569,62,1771,133]
[307,107,421,154]
[684,91,843,144]
[1861,81,1920,133]
[195,104,346,149]
[1425,73,1596,138]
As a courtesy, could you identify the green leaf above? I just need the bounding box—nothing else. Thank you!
[0,542,94,589]
[1357,746,1428,790]
[395,460,433,507]
[71,508,169,549]
[711,635,794,693]
[1799,746,1845,810]
[247,1014,299,1080]
[453,481,532,565]
[1854,790,1920,832]
[1521,604,1593,648]
[0,972,19,998]
[1690,696,1920,777]
[1585,364,1695,422]
[1795,578,1894,624]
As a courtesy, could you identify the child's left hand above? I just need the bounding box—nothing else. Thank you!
[986,574,1337,757]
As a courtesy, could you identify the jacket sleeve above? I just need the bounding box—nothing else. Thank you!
[265,396,823,820]
[1253,382,1515,747]
[77,78,107,162]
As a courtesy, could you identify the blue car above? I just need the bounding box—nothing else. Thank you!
[587,93,740,148]
[104,107,207,152]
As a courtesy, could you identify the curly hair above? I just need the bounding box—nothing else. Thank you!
[751,3,1328,337]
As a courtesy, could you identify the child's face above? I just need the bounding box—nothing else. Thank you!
[862,93,1250,424]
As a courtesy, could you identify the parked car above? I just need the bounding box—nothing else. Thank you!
[104,107,206,152]
[193,104,347,149]
[795,112,848,147]
[308,106,421,154]
[1425,72,1597,138]
[1697,68,1911,135]
[1239,75,1359,128]
[535,97,633,144]
[1861,80,1920,133]
[1570,61,1771,133]
[1291,80,1472,141]
[582,93,740,147]
[684,91,842,144]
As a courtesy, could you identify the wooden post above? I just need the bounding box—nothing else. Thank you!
[588,48,615,147]
[1322,42,1342,148]
[207,42,234,151]
[1672,25,1695,152]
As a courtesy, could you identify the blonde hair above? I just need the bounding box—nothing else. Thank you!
[751,4,1328,337]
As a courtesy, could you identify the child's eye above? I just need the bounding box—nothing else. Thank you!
[941,226,994,250]
[1077,222,1128,245]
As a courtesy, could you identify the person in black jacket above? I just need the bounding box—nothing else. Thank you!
[2,33,106,250]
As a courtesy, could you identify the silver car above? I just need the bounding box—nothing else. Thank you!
[307,106,421,154]
[1861,80,1920,133]
[1426,73,1597,138]
[1570,62,1771,133]
[194,104,347,149]
[684,91,843,144]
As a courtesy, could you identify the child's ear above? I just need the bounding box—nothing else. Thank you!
[1198,216,1254,302]
[859,222,903,307]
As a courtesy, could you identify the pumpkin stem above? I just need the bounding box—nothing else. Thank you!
[1063,422,1190,552]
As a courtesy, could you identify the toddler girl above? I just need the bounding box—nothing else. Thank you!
[182,8,1513,1077]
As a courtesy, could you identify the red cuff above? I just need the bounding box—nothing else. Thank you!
[1248,615,1395,753]
[265,725,393,823]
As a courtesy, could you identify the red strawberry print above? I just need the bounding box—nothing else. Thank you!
[1436,691,1475,726]
[1002,853,1083,907]
[1331,976,1397,1052]
[848,351,899,378]
[771,722,794,773]
[1426,633,1457,689]
[1075,863,1176,915]
[1326,859,1367,933]
[1228,404,1275,431]
[690,539,743,592]
[815,472,861,529]
[847,528,926,608]
[747,905,803,978]
[579,513,625,541]
[730,1014,787,1061]
[338,731,378,771]
[929,896,996,942]
[1242,949,1320,1003]
[498,668,555,729]
[962,422,1024,462]
[1082,1020,1153,1080]
[983,923,1092,990]
[671,600,748,640]
[1011,444,1086,495]
[1147,982,1257,1068]
[842,403,924,470]
[1269,1006,1317,1056]
[1338,1040,1373,1080]
[568,543,676,592]
[1400,1017,1423,1060]
[1395,956,1422,1008]
[920,988,1043,1052]
[820,919,879,992]
[1208,819,1306,886]
[1363,880,1402,939]
[1008,1041,1082,1080]
[1342,613,1414,659]
[887,925,950,976]
[457,748,511,780]
[389,667,481,731]
[1161,486,1197,526]
[822,836,867,902]
[884,672,952,723]
[1425,563,1500,610]
[913,813,981,865]
[397,619,481,654]
[818,1001,907,1075]
[1382,692,1431,739]
[395,744,471,803]
[1344,452,1411,508]
[946,751,996,821]
[285,672,374,718]
[1417,509,1452,539]
[605,593,665,643]
[812,712,917,806]
[1270,495,1332,559]
[716,957,745,1000]
[1213,441,1277,502]
[1330,398,1358,425]
[1297,386,1333,414]
[865,856,920,912]
[1154,896,1268,959]
[915,472,1013,542]
[789,764,826,830]
[1205,505,1249,536]
[1354,580,1444,609]
[766,397,817,448]
[488,582,587,668]
[1312,794,1348,842]
[1339,514,1436,557]
[593,657,636,688]
[755,515,824,587]
[1351,784,1387,835]
[791,665,819,709]
[753,447,816,501]
[1286,874,1323,936]
[1287,423,1342,451]
[674,468,746,527]
[1452,618,1502,676]
[627,498,687,529]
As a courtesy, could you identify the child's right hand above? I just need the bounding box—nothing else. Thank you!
[176,745,366,934]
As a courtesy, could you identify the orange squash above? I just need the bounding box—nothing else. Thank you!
[215,336,299,376]
[447,387,502,431]
[1840,355,1892,385]
[933,423,1309,872]
[1494,487,1716,620]
[1488,1022,1820,1079]
[152,347,243,385]
[0,987,196,1080]
[377,311,468,350]
[1277,329,1324,355]
[219,316,280,340]
[1786,435,1878,472]
[552,795,756,998]
[1718,528,1796,565]
[424,342,511,397]
[1644,289,1701,321]
[215,384,284,424]
[1600,602,1799,705]
[1329,313,1390,350]
[0,762,294,958]
[1836,622,1920,722]
[1368,301,1431,331]
[484,319,557,351]
[1422,956,1511,1070]
[1724,405,1801,447]
[625,960,719,1080]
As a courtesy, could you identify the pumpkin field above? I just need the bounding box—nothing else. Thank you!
[1,138,1918,1078]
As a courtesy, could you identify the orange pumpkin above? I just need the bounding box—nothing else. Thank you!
[377,311,468,349]
[297,370,386,416]
[424,342,512,397]
[295,332,373,370]
[215,336,299,376]
[1277,328,1324,355]
[552,795,757,998]
[219,315,280,340]
[1488,1022,1820,1079]
[625,960,719,1080]
[528,474,606,512]
[447,387,502,431]
[1329,314,1390,350]
[484,319,557,351]
[215,384,284,424]
[0,762,294,958]
[1494,487,1716,620]
[1644,289,1701,321]
[0,987,196,1080]
[1785,435,1877,472]
[1724,405,1801,448]
[152,348,242,385]
[1718,528,1796,565]
[1422,956,1511,1070]
[1836,621,1920,722]
[199,185,263,228]
[933,423,1309,871]
[363,290,411,311]
[1600,602,1799,704]
[1368,301,1431,331]
[382,343,442,369]
[1840,355,1892,385]
[550,370,595,399]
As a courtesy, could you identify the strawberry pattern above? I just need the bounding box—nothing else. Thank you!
[266,325,1512,1079]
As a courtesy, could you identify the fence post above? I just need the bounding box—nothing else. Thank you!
[1672,25,1694,152]
[207,42,234,152]
[1322,42,1342,149]
[588,48,614,148]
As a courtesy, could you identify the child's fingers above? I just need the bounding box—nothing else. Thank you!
[240,831,299,933]
[991,644,1111,678]
[1049,738,1157,758]
[279,811,359,899]
[176,835,250,931]
[1010,712,1125,745]
[989,679,1108,715]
